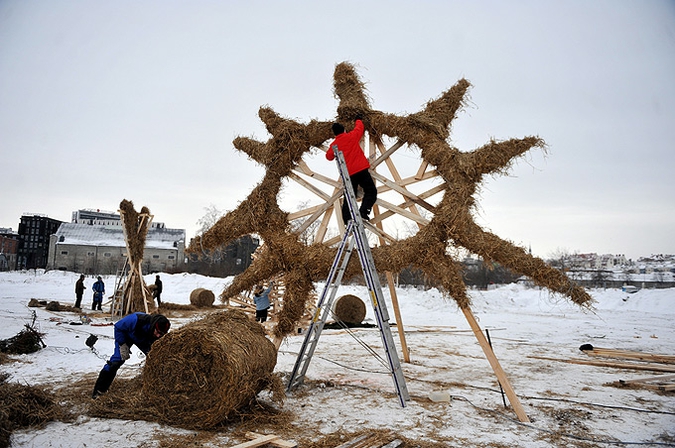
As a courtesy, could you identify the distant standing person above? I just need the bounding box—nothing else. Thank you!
[154,275,163,306]
[74,274,86,309]
[92,312,170,398]
[253,281,274,323]
[92,276,105,311]
[325,118,377,223]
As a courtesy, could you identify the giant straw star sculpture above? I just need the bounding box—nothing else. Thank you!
[188,62,592,340]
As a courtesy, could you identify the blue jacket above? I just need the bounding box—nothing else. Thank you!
[253,285,273,311]
[114,312,160,355]
[92,279,105,299]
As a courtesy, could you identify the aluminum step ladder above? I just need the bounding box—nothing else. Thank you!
[286,145,410,407]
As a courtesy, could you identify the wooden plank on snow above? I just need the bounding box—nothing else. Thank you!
[245,432,296,448]
[531,356,675,373]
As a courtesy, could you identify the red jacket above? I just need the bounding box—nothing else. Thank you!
[325,120,369,175]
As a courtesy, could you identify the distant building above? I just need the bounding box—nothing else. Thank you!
[0,228,19,271]
[16,214,64,270]
[186,235,259,277]
[48,222,186,275]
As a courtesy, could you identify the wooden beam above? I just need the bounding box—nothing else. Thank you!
[314,203,336,244]
[398,169,440,186]
[370,203,410,363]
[244,433,296,448]
[293,161,341,188]
[288,172,333,202]
[415,161,429,180]
[387,271,410,363]
[371,140,405,170]
[287,191,342,221]
[619,374,675,384]
[231,434,289,448]
[371,172,436,213]
[363,220,398,244]
[375,199,430,226]
[581,347,675,364]
[375,140,429,224]
[293,197,339,236]
[461,306,530,423]
[531,356,675,373]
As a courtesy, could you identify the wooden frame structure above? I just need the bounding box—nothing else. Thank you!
[283,132,530,422]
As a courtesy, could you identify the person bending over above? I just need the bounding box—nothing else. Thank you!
[92,312,170,398]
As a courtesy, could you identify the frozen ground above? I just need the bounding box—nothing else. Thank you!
[1,270,673,447]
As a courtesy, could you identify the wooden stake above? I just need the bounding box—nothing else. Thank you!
[461,306,530,423]
[386,271,410,363]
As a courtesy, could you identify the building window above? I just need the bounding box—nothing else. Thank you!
[87,252,95,256]
[152,255,159,259]
[61,251,68,255]
[104,253,112,257]
[168,255,175,260]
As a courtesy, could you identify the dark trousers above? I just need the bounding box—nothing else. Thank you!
[256,309,268,323]
[75,293,83,308]
[342,169,377,224]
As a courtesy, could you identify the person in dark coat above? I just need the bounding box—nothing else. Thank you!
[92,312,170,398]
[74,275,86,309]
[253,281,274,323]
[91,276,105,311]
[154,275,163,306]
[325,119,377,223]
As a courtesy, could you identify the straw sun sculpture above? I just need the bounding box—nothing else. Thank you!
[187,62,592,340]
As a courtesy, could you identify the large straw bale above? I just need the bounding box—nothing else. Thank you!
[189,288,215,307]
[141,309,277,429]
[333,295,366,324]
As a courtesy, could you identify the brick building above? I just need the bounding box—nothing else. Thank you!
[0,228,19,271]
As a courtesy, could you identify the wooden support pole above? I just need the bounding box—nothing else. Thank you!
[461,306,530,423]
[386,271,410,363]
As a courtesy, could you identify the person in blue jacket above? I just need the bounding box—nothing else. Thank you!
[253,281,274,323]
[92,312,170,398]
[91,276,105,311]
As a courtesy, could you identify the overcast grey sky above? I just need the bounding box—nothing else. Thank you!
[1,0,673,261]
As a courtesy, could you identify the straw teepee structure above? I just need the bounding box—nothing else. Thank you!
[118,199,155,314]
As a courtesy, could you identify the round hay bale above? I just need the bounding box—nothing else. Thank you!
[333,294,366,324]
[141,309,277,429]
[45,301,63,311]
[189,288,215,307]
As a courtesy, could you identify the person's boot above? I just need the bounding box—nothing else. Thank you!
[92,371,110,398]
[92,368,116,398]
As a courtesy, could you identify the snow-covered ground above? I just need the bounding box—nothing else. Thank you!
[1,270,673,447]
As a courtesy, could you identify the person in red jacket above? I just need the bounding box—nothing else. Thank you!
[325,119,377,223]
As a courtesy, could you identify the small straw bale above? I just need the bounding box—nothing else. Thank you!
[189,288,215,307]
[141,309,277,429]
[333,294,366,325]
